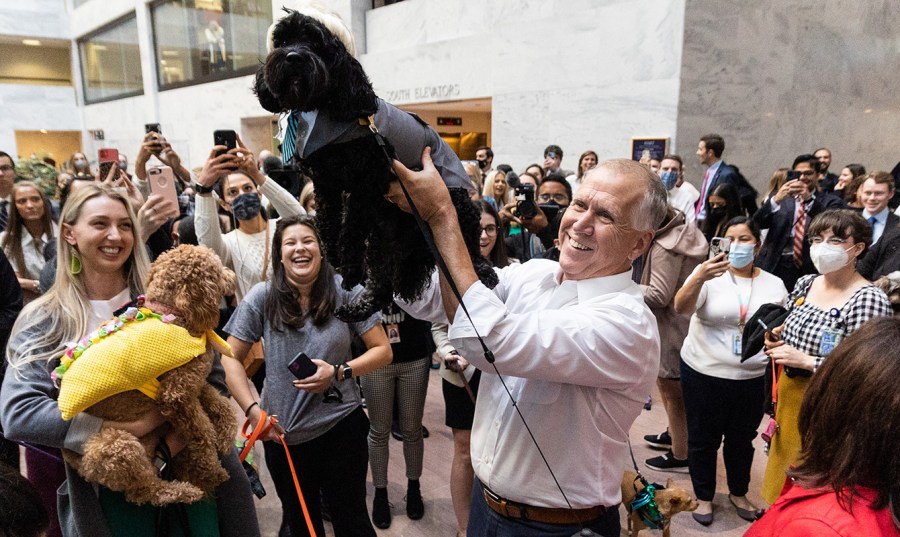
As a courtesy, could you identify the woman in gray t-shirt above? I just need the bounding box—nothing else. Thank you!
[222,215,392,537]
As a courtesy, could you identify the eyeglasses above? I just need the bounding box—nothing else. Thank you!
[322,386,343,404]
[809,236,848,246]
[538,193,569,204]
[0,165,14,173]
[480,224,497,236]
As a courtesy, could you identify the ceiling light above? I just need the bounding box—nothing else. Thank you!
[40,129,48,134]
[864,108,873,114]
[22,39,41,46]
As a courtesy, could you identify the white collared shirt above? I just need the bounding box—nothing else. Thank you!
[862,208,889,244]
[399,260,659,508]
[668,186,697,223]
[0,224,56,279]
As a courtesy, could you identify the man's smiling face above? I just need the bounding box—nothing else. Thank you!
[557,165,650,281]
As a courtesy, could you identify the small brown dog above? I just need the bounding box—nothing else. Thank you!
[621,470,698,537]
[61,245,237,505]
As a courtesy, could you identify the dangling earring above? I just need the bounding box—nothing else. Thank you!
[69,249,82,275]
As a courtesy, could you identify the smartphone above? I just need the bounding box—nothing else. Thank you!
[147,166,181,219]
[287,352,317,380]
[786,170,801,181]
[214,129,237,157]
[98,148,119,180]
[145,123,162,135]
[757,318,780,342]
[709,237,732,259]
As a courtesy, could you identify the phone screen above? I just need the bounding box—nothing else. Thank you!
[98,148,119,180]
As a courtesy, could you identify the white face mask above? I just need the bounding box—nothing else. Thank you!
[809,242,854,274]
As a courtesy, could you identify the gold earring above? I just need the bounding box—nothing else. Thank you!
[70,249,82,275]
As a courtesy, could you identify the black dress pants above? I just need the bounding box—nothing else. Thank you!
[680,360,764,501]
[264,406,375,537]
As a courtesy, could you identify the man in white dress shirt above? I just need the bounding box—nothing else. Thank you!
[389,150,666,537]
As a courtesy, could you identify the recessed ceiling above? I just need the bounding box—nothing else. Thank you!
[0,35,70,48]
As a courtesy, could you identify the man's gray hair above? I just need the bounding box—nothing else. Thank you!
[597,159,668,232]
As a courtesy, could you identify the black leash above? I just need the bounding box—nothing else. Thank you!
[365,119,594,533]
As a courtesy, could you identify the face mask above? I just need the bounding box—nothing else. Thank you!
[809,242,853,274]
[230,192,262,221]
[477,159,487,170]
[728,242,756,269]
[74,159,88,170]
[660,171,678,191]
[709,206,727,218]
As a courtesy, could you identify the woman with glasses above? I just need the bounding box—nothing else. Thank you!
[221,214,392,537]
[760,209,891,505]
[432,200,512,537]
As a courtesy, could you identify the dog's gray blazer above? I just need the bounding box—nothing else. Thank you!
[292,97,473,193]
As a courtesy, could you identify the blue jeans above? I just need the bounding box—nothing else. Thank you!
[467,480,620,537]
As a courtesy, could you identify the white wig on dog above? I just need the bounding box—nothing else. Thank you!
[267,2,357,57]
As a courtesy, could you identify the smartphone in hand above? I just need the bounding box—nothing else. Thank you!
[287,352,317,380]
[147,166,181,219]
[145,123,162,135]
[709,237,732,259]
[98,148,119,180]
[214,130,237,157]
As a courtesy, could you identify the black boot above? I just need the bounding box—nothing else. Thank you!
[372,487,391,529]
[406,479,424,520]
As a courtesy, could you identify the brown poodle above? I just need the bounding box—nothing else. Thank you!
[621,470,698,537]
[62,245,238,505]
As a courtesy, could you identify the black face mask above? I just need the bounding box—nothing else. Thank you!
[477,159,487,170]
[709,206,727,218]
[231,193,262,221]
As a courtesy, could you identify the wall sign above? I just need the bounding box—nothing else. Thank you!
[382,84,461,103]
[631,137,669,162]
[437,117,462,126]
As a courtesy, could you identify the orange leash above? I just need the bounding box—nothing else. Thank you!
[240,410,317,537]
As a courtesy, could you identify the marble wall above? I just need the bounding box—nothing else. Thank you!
[0,84,81,159]
[362,0,687,173]
[675,0,900,195]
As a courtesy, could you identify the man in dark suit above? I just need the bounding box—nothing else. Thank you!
[694,133,740,224]
[754,154,845,290]
[858,173,900,280]
[814,147,840,193]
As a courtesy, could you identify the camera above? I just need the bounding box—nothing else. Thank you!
[507,171,538,219]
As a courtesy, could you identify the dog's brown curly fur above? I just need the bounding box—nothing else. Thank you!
[62,245,238,506]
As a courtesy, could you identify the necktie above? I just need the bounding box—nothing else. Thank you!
[869,216,879,243]
[868,216,878,226]
[793,199,806,267]
[0,200,8,232]
[281,112,300,165]
[696,169,710,214]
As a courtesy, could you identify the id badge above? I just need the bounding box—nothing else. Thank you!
[386,323,401,343]
[732,332,743,355]
[819,329,841,356]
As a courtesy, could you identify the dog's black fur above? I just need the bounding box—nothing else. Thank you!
[255,9,497,321]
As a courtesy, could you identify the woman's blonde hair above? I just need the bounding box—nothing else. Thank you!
[7,184,150,375]
[482,170,512,205]
[299,181,315,211]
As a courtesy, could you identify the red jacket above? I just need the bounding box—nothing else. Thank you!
[746,480,899,537]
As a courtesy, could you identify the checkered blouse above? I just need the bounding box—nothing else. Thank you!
[782,274,892,370]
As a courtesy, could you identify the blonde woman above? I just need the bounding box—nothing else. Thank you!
[481,169,512,211]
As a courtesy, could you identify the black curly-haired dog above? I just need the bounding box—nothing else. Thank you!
[255,6,497,322]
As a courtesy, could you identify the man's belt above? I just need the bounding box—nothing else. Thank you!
[482,485,608,525]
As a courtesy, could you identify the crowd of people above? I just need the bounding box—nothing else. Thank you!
[0,129,898,537]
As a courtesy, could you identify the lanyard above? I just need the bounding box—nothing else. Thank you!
[728,270,754,330]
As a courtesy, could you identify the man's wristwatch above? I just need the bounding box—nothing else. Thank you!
[340,363,353,381]
[195,182,215,194]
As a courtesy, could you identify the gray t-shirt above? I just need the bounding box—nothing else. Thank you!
[224,277,380,444]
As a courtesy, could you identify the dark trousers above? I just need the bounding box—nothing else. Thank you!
[468,480,620,537]
[263,406,375,537]
[680,360,764,501]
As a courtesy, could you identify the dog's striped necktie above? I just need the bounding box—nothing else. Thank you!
[281,112,300,165]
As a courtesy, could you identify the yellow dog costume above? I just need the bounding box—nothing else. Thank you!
[57,244,239,506]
